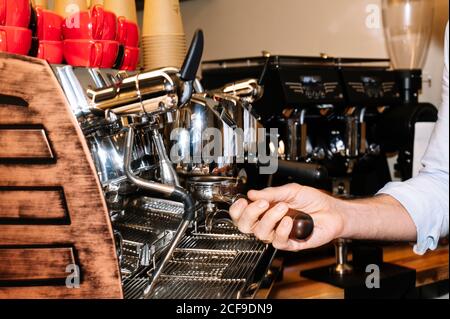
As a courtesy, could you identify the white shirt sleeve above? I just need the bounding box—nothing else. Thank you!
[378,22,449,255]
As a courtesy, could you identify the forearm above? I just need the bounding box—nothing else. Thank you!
[335,195,417,242]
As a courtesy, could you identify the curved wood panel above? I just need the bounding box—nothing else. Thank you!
[0,53,123,298]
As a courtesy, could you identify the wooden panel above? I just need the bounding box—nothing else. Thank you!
[0,52,122,299]
[0,127,54,161]
[0,187,68,223]
[0,247,75,283]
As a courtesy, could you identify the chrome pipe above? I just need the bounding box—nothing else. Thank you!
[124,126,175,195]
[143,220,190,298]
[152,129,180,187]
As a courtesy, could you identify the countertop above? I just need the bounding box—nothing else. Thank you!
[258,244,449,299]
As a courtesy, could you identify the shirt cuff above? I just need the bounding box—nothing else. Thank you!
[377,182,439,255]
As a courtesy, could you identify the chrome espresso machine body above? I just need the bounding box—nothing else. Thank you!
[52,31,278,299]
[202,55,438,298]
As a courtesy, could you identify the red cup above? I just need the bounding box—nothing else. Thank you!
[35,7,63,41]
[0,0,31,28]
[62,5,116,41]
[101,7,117,41]
[37,40,63,64]
[0,25,32,55]
[0,0,5,26]
[117,16,139,47]
[63,39,119,68]
[120,46,139,71]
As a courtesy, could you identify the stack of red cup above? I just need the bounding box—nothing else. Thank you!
[34,5,64,64]
[62,4,119,68]
[0,0,32,55]
[116,16,140,71]
[1,1,140,70]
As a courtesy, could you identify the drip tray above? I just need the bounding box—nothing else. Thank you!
[113,197,186,278]
[149,277,247,299]
[123,277,150,299]
[117,197,274,299]
[177,234,266,252]
[164,251,236,278]
[164,250,264,280]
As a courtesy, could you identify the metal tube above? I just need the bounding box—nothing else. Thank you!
[333,238,353,276]
[143,220,190,298]
[124,126,196,298]
[124,126,176,195]
[152,129,180,187]
[299,109,308,158]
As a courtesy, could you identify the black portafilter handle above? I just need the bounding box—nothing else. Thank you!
[276,160,328,187]
[180,29,204,82]
[289,212,314,240]
[231,195,314,241]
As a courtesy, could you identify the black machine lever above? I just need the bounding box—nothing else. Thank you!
[258,51,271,86]
[180,30,204,82]
[276,160,328,187]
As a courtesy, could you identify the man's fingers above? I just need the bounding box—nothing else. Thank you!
[272,216,293,250]
[253,203,289,242]
[248,184,302,205]
[236,200,270,234]
[229,198,248,223]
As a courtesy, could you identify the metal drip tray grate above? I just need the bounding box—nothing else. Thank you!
[163,261,227,278]
[177,234,266,252]
[113,199,184,278]
[162,250,263,280]
[148,277,247,299]
[116,225,164,246]
[221,251,263,279]
[114,212,181,233]
[129,197,185,217]
[210,222,243,235]
[123,277,150,299]
[163,251,236,278]
[114,197,273,299]
[120,242,142,278]
[171,250,237,263]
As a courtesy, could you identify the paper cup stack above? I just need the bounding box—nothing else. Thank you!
[32,0,49,8]
[103,0,137,23]
[142,0,187,70]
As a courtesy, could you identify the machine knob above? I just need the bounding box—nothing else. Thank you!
[290,212,314,240]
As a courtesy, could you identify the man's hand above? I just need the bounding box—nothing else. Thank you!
[229,183,345,251]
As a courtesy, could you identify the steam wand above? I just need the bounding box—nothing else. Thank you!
[124,126,194,298]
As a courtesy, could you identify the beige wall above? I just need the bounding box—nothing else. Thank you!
[46,0,448,106]
[180,0,449,107]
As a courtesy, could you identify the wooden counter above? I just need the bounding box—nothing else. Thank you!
[267,244,449,299]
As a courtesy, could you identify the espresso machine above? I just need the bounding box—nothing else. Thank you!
[52,30,272,299]
[50,29,316,299]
